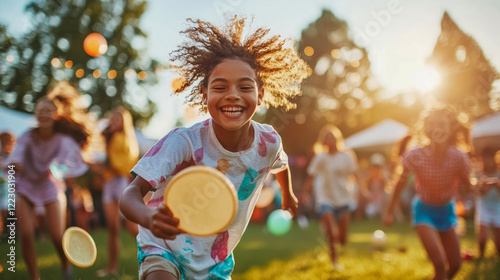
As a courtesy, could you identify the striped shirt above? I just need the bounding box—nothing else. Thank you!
[402,146,471,205]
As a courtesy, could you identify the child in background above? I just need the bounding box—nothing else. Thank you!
[383,106,473,280]
[0,131,16,236]
[475,146,500,258]
[119,15,309,280]
[364,153,388,219]
[47,81,99,228]
[97,107,140,277]
[8,97,90,280]
[302,125,358,270]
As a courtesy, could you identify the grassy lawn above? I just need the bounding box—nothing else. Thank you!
[233,219,500,280]
[0,218,499,279]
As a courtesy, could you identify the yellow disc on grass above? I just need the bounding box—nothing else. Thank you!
[62,227,97,268]
[164,166,237,236]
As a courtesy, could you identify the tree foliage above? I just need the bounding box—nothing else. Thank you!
[262,9,381,155]
[0,0,162,126]
[427,12,499,119]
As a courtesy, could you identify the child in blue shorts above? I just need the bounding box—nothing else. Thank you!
[384,107,474,280]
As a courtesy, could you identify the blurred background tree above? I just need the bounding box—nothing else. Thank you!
[0,0,162,126]
[259,9,500,156]
[0,24,15,56]
[427,12,499,120]
[261,9,403,155]
[2,4,498,147]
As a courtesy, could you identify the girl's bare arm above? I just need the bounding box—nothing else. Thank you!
[119,176,183,239]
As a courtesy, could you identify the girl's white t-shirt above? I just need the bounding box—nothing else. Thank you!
[307,151,357,208]
[131,118,287,280]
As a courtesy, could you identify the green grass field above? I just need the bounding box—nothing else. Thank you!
[0,218,498,280]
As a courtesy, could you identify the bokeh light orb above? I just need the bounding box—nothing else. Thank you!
[267,209,292,236]
[83,33,108,57]
[256,188,275,208]
[304,46,314,56]
[455,201,465,217]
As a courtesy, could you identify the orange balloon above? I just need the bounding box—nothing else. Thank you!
[83,33,108,57]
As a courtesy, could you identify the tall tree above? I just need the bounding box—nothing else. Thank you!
[427,12,499,119]
[0,0,162,125]
[262,9,380,155]
[0,25,15,58]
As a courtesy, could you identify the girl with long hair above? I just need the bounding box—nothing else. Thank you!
[383,106,474,280]
[97,107,139,277]
[8,96,89,280]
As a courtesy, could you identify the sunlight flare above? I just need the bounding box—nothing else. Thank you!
[413,66,441,92]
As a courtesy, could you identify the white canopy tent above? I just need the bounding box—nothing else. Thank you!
[344,119,410,156]
[345,113,500,157]
[471,112,500,138]
[471,112,500,152]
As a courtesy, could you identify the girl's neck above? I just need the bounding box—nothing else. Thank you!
[429,142,448,162]
[213,121,254,152]
[37,126,55,140]
[327,147,338,155]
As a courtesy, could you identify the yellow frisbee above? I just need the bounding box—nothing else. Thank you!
[62,227,97,268]
[164,166,237,236]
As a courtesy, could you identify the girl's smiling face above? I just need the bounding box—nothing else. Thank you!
[35,100,57,129]
[323,132,337,152]
[424,112,452,145]
[204,58,263,133]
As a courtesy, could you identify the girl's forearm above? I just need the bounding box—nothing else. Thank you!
[119,184,153,229]
[275,166,293,195]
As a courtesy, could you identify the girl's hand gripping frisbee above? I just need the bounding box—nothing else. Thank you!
[62,226,97,268]
[164,166,237,236]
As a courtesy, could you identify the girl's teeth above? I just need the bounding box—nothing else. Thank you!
[222,107,243,114]
[225,111,240,116]
[223,107,241,112]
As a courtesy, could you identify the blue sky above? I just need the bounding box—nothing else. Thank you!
[1,0,500,139]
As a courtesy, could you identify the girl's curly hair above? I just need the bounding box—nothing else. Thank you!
[169,15,311,112]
